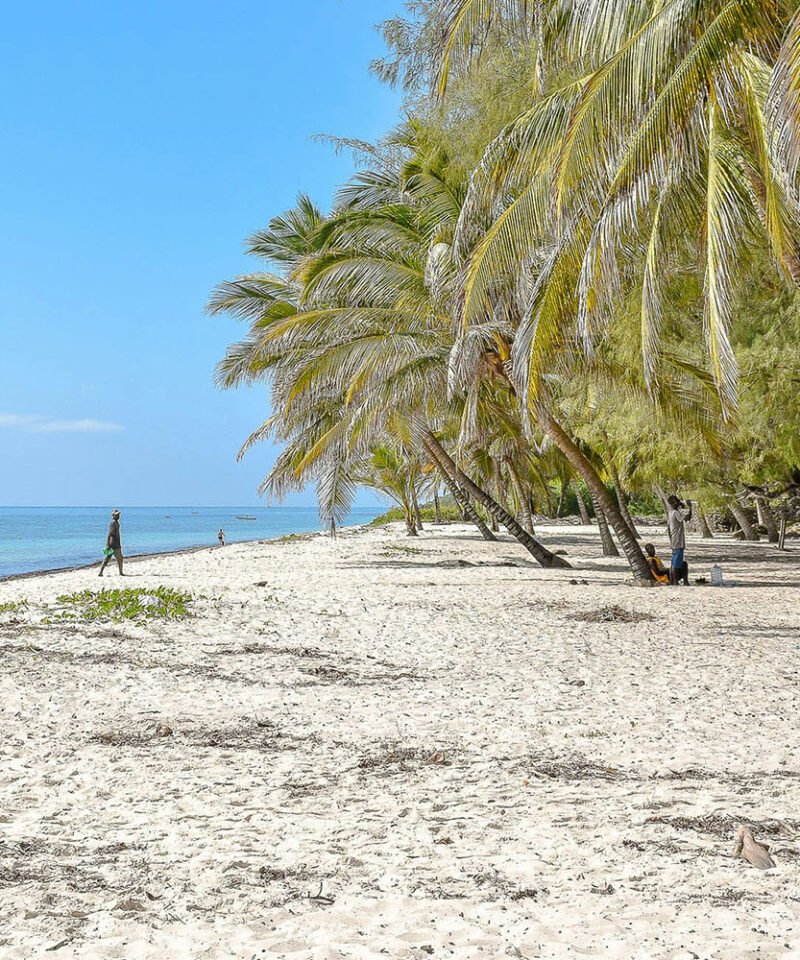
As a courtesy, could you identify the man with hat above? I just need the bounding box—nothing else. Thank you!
[99,509,124,577]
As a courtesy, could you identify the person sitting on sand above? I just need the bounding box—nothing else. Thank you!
[99,509,124,577]
[666,495,692,585]
[217,528,225,547]
[644,543,670,584]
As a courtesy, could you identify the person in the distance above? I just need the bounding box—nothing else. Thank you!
[99,509,124,577]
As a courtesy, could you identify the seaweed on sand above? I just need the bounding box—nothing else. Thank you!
[571,605,656,624]
[358,744,451,771]
[90,719,311,751]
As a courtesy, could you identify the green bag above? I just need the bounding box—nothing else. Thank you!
[103,547,114,558]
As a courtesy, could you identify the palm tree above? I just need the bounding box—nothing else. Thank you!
[210,134,570,567]
[354,443,423,536]
[433,0,800,581]
[209,1,800,583]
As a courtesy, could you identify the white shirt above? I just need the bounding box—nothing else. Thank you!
[667,507,689,549]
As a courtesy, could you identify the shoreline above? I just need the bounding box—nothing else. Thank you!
[0,515,680,584]
[0,527,342,584]
[0,516,624,584]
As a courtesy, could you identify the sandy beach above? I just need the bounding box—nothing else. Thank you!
[1,521,799,959]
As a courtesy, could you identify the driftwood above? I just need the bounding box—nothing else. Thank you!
[733,824,776,870]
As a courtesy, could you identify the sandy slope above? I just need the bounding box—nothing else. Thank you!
[0,521,799,960]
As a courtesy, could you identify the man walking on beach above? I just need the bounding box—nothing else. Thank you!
[666,495,692,585]
[99,509,124,577]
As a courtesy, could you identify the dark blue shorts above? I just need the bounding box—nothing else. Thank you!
[671,548,685,575]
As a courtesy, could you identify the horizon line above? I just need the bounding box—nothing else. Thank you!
[0,504,378,509]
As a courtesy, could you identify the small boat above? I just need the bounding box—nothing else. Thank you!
[235,515,257,521]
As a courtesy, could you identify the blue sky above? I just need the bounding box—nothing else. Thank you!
[0,0,403,507]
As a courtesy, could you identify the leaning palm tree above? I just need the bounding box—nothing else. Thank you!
[433,0,800,581]
[286,140,570,567]
[210,136,570,567]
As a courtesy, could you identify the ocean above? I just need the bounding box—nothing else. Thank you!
[0,506,379,579]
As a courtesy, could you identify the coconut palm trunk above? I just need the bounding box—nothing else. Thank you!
[608,463,639,539]
[425,440,497,542]
[615,488,640,539]
[698,510,714,538]
[444,471,495,541]
[424,430,570,568]
[505,457,535,534]
[433,489,443,524]
[730,498,760,541]
[653,485,670,517]
[538,408,652,582]
[489,464,504,532]
[411,485,424,531]
[590,495,620,557]
[572,480,592,524]
[755,497,779,543]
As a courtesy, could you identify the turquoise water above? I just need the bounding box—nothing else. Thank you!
[0,506,379,578]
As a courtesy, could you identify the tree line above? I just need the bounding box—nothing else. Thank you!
[210,0,800,583]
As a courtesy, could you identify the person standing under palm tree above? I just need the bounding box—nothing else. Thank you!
[666,496,692,585]
[99,509,124,577]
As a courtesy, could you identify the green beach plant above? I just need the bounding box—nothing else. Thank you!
[0,599,28,615]
[51,588,194,623]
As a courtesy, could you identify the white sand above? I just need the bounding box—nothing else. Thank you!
[1,521,799,959]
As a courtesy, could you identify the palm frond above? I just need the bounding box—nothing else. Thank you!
[461,174,552,326]
[704,94,746,414]
[512,216,591,415]
[206,274,297,320]
[316,457,359,534]
[246,195,327,266]
[769,8,800,193]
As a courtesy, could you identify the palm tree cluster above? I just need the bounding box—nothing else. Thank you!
[211,0,800,582]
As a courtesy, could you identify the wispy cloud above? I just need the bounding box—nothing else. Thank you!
[0,414,36,428]
[0,413,123,433]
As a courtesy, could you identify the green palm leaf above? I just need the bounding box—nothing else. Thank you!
[704,94,748,413]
